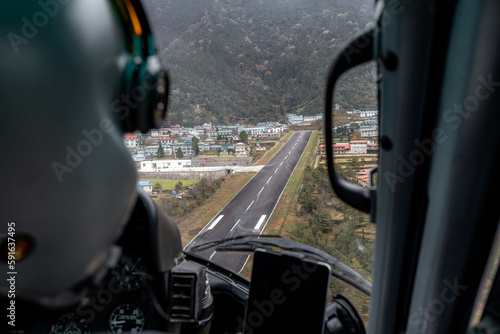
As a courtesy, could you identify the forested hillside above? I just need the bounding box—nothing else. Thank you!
[143,0,376,126]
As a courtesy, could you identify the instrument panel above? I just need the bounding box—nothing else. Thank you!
[47,254,163,334]
[0,194,180,334]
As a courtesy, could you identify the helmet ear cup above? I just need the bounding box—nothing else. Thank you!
[109,0,169,133]
[115,55,141,133]
[115,54,169,133]
[136,55,169,133]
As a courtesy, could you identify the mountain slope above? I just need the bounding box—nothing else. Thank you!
[143,0,376,126]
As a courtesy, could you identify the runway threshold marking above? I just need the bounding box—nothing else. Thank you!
[207,215,224,230]
[255,215,267,230]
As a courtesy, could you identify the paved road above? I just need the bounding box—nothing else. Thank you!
[185,130,312,273]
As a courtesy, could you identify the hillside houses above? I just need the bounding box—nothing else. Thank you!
[287,113,324,124]
[125,121,289,159]
[319,139,379,155]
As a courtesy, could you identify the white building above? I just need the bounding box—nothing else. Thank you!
[139,160,193,172]
[354,110,379,117]
[235,142,247,155]
[137,181,153,194]
[361,127,378,137]
[124,134,138,148]
[144,146,160,156]
[248,127,266,137]
[349,140,368,154]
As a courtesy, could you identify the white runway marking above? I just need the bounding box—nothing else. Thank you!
[255,215,267,230]
[246,200,254,211]
[230,219,241,231]
[258,187,265,195]
[209,251,217,260]
[275,168,279,173]
[207,215,224,230]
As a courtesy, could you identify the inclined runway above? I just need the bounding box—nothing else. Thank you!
[186,130,312,273]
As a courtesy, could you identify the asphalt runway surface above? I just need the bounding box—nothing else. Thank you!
[186,130,312,273]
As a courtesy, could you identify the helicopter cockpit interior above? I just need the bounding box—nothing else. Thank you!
[1,0,499,333]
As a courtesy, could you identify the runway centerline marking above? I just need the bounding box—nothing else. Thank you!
[258,187,265,195]
[209,251,217,260]
[280,161,284,166]
[246,200,254,211]
[230,219,241,232]
[208,215,224,230]
[274,168,279,173]
[267,176,273,183]
[255,215,267,230]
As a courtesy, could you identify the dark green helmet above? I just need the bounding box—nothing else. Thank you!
[0,0,168,307]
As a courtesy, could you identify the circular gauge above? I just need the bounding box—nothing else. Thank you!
[112,256,147,292]
[51,312,90,334]
[108,303,145,333]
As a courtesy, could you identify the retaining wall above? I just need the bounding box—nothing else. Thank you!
[192,157,253,167]
[138,170,229,181]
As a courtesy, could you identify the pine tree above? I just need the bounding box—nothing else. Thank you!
[191,137,200,156]
[176,147,184,159]
[239,130,248,143]
[157,145,165,158]
[153,182,162,192]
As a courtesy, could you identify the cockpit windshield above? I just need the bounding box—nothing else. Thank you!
[139,0,377,321]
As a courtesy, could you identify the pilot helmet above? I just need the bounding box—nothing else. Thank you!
[0,0,168,307]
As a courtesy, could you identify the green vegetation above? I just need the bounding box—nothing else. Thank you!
[265,131,374,319]
[175,181,183,191]
[252,131,294,166]
[174,172,257,246]
[144,0,376,126]
[191,137,200,156]
[139,179,199,191]
[153,182,162,192]
[157,145,165,158]
[158,178,223,218]
[288,161,374,319]
[239,130,248,143]
[176,147,184,159]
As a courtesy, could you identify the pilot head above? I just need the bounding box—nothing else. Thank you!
[0,0,168,307]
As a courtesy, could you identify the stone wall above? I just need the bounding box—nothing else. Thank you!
[192,157,253,167]
[138,170,229,181]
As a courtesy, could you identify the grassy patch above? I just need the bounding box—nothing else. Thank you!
[174,172,257,247]
[139,179,199,190]
[251,131,294,166]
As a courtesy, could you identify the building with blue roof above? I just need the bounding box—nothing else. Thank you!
[137,181,153,194]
